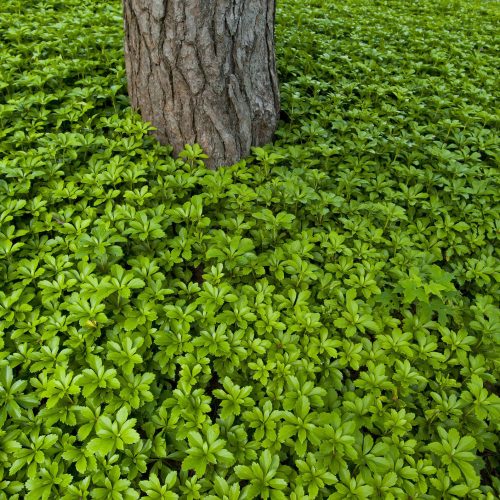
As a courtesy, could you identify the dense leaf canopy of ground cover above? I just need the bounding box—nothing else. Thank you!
[1,0,499,498]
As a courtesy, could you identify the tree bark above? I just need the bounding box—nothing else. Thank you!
[122,0,280,169]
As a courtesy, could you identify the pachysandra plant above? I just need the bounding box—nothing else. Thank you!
[0,0,499,498]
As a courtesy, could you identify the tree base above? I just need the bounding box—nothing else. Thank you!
[123,0,280,169]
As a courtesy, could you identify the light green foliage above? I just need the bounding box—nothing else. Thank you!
[0,0,499,498]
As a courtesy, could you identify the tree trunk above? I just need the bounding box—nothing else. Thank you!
[122,0,280,169]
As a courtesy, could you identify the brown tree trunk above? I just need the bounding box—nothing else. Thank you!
[122,0,280,169]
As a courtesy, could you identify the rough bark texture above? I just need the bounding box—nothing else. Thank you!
[122,0,280,169]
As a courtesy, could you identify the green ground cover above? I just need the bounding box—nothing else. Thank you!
[0,0,499,498]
